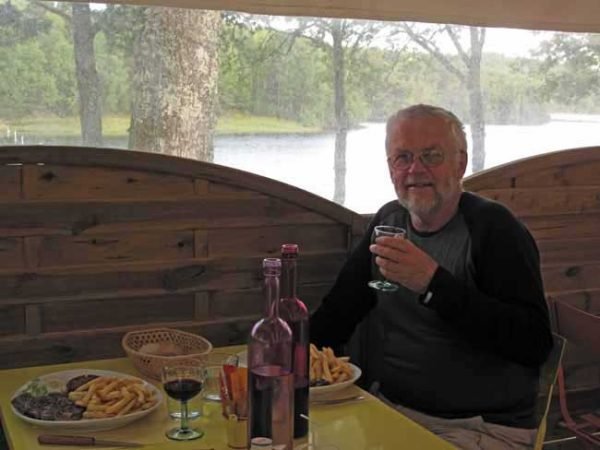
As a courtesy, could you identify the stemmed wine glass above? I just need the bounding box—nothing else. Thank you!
[368,225,406,292]
[162,363,206,441]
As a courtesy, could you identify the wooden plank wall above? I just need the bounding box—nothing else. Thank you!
[0,146,368,369]
[463,146,600,399]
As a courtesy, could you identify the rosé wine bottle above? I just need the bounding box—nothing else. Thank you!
[278,244,309,438]
[247,258,294,449]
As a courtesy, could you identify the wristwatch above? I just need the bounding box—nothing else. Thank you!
[419,290,433,306]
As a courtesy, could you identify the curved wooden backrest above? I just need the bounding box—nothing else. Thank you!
[0,146,368,369]
[463,146,600,296]
[463,146,600,395]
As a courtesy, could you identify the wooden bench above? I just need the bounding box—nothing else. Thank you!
[0,146,367,369]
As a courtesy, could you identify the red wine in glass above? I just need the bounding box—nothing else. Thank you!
[164,379,203,402]
[162,363,206,441]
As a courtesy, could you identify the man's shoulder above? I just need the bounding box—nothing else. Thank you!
[460,191,535,243]
[377,199,403,215]
[374,200,408,223]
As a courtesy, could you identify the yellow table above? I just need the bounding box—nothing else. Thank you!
[0,351,454,450]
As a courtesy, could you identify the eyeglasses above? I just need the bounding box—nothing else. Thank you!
[387,148,446,170]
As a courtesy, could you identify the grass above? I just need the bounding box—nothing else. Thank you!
[216,112,320,135]
[3,112,321,139]
[6,116,129,138]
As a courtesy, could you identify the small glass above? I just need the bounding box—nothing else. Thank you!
[226,414,248,449]
[203,352,239,402]
[162,363,206,441]
[368,225,406,292]
[166,390,202,420]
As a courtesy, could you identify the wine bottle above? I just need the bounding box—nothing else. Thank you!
[248,258,294,449]
[278,244,309,438]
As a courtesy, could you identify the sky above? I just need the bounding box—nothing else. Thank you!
[466,27,553,57]
[391,23,556,57]
[88,2,558,57]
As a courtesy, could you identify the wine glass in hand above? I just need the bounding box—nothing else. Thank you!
[368,225,406,292]
[162,363,206,441]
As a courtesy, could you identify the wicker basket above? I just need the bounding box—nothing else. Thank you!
[122,328,213,380]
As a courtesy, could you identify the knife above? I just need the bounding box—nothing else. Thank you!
[310,394,365,405]
[38,434,142,447]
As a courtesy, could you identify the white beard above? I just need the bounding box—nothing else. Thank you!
[396,175,461,219]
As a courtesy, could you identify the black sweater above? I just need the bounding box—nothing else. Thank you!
[311,192,553,428]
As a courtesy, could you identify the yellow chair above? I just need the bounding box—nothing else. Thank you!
[533,333,566,450]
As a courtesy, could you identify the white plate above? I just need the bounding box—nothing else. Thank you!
[309,363,361,397]
[10,369,163,432]
[237,351,361,396]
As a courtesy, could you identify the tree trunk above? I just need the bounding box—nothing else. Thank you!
[468,27,486,172]
[72,4,102,146]
[129,7,220,161]
[332,21,348,205]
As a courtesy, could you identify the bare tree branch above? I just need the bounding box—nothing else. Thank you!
[474,27,486,53]
[33,1,71,22]
[445,25,470,67]
[400,23,466,84]
[382,41,411,85]
[348,25,375,59]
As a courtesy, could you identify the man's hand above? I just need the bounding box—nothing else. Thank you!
[369,236,438,294]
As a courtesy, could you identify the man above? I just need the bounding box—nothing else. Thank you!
[311,104,553,449]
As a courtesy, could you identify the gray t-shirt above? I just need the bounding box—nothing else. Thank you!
[372,208,537,424]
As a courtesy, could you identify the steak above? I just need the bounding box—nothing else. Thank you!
[12,392,85,421]
[66,374,99,393]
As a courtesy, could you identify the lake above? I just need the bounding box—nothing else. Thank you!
[215,115,600,213]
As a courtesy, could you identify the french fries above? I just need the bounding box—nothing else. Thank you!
[68,376,158,419]
[309,344,354,386]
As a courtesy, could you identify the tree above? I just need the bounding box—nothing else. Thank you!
[71,4,102,146]
[536,33,600,110]
[129,7,220,161]
[0,0,57,118]
[400,24,487,172]
[295,18,385,204]
[218,17,332,126]
[35,1,103,146]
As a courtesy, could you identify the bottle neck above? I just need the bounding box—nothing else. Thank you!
[264,271,280,318]
[280,257,297,299]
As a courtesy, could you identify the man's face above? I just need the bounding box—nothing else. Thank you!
[386,115,467,218]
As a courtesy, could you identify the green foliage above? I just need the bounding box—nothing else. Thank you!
[2,1,600,134]
[37,19,77,116]
[482,54,549,124]
[95,32,130,114]
[536,33,600,112]
[218,23,332,127]
[0,0,51,46]
[0,40,58,118]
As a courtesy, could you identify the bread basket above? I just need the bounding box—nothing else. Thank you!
[122,328,213,380]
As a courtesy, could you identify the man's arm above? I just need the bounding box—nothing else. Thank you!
[310,221,377,350]
[425,198,552,367]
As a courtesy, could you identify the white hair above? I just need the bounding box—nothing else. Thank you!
[385,104,467,153]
